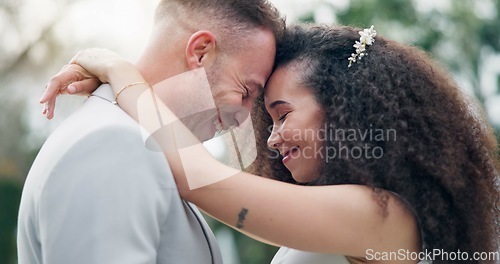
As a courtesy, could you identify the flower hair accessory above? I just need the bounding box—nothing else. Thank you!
[348,25,377,67]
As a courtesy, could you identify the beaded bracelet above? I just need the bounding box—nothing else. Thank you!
[113,81,150,105]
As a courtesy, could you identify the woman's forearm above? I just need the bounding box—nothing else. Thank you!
[105,61,150,121]
[103,61,240,195]
[102,63,288,242]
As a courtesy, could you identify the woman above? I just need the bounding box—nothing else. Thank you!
[41,25,499,263]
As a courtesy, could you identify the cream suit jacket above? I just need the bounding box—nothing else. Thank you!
[17,85,222,264]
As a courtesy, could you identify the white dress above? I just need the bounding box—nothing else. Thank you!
[271,247,350,264]
[270,247,432,264]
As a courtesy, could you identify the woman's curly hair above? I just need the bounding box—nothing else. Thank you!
[249,24,499,263]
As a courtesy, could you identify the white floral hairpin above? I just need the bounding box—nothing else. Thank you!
[348,25,377,67]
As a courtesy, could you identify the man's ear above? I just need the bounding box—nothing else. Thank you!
[186,30,217,69]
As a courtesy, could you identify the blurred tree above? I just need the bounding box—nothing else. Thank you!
[0,1,85,263]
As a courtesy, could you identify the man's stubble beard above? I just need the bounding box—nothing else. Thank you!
[178,58,222,142]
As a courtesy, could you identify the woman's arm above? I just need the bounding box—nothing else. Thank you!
[44,49,421,258]
[40,64,102,119]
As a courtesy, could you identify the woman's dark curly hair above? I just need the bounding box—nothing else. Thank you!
[249,24,499,263]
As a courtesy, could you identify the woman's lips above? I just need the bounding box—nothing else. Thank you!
[282,147,299,164]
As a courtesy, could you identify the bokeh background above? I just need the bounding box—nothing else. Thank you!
[1,0,499,263]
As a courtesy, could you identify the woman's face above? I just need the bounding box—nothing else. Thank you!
[265,65,325,183]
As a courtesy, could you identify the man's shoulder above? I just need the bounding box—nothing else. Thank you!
[37,96,165,170]
[26,87,169,189]
[61,91,137,135]
[46,86,145,150]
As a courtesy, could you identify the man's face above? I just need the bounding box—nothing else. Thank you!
[205,28,276,138]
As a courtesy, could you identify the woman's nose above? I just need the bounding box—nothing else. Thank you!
[267,126,283,149]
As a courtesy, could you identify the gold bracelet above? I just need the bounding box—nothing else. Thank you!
[113,81,150,105]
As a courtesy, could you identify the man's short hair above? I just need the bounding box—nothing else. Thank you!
[155,0,285,51]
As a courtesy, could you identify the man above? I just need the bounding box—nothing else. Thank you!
[17,0,284,263]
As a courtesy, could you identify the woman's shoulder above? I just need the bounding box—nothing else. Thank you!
[324,184,422,257]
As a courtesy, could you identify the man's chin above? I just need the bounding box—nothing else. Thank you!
[194,131,214,142]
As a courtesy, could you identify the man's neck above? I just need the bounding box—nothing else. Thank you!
[134,54,186,86]
[134,24,190,86]
[133,41,195,120]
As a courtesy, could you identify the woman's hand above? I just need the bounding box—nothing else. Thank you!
[40,48,135,119]
[67,48,134,84]
[40,64,100,119]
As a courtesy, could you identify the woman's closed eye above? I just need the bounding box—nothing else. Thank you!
[278,112,289,121]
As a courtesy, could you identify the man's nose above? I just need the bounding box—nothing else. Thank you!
[233,107,251,127]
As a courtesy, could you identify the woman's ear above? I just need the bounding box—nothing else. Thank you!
[185,30,217,70]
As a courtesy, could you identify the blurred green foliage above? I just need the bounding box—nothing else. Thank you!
[0,178,22,264]
[206,217,279,264]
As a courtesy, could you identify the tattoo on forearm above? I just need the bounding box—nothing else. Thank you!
[236,208,249,229]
